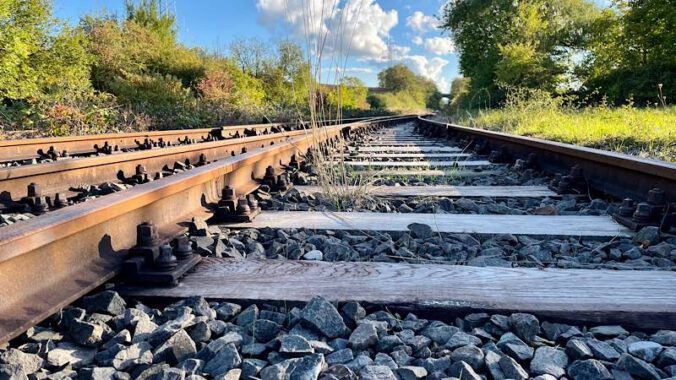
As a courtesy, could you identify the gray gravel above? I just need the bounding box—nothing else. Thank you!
[258,187,619,217]
[202,222,675,271]
[1,291,674,379]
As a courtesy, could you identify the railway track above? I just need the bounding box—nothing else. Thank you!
[0,118,371,165]
[0,116,674,379]
[0,118,372,223]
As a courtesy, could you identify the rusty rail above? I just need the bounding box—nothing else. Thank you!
[0,118,377,201]
[0,117,371,162]
[418,117,676,202]
[1,130,306,201]
[0,115,415,345]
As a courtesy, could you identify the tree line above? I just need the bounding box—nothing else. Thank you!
[441,0,674,110]
[0,0,441,136]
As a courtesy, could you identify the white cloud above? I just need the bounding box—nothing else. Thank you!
[406,11,439,34]
[343,67,375,73]
[424,37,455,55]
[363,43,450,92]
[256,0,397,60]
[256,1,452,92]
[402,55,450,92]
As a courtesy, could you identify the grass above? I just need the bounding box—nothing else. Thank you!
[450,90,675,162]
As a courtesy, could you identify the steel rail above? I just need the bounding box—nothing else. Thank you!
[0,117,376,201]
[0,117,371,162]
[0,115,414,345]
[418,117,676,201]
[0,130,305,201]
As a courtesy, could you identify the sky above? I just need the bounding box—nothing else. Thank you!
[53,0,458,92]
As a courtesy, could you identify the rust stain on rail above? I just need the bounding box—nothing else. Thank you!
[0,116,412,345]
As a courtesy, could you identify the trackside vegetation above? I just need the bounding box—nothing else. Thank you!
[439,0,674,160]
[450,89,675,162]
[0,0,440,138]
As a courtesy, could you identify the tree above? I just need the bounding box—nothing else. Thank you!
[259,41,312,110]
[125,0,176,42]
[229,37,270,77]
[378,64,420,92]
[580,0,675,104]
[377,65,441,110]
[326,76,368,110]
[0,0,92,101]
[197,57,265,111]
[440,0,604,102]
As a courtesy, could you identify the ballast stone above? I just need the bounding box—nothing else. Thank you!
[300,297,348,339]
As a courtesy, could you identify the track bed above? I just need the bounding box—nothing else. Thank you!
[1,118,674,380]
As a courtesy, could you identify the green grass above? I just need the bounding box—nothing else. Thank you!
[457,104,675,162]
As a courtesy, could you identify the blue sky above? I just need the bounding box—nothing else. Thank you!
[53,0,458,92]
[53,0,607,93]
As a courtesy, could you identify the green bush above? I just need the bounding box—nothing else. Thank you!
[0,0,92,101]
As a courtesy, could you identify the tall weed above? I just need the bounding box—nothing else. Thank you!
[456,87,674,162]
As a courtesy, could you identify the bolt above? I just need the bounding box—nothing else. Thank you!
[174,235,193,260]
[247,194,258,210]
[618,198,636,217]
[647,188,665,205]
[263,166,276,185]
[557,175,573,194]
[54,193,68,208]
[32,197,49,215]
[236,197,251,215]
[222,186,236,201]
[135,165,146,176]
[136,222,160,248]
[155,244,177,272]
[632,203,654,223]
[27,183,40,197]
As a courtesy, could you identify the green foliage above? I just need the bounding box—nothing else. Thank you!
[259,41,311,112]
[369,91,425,113]
[229,37,269,77]
[580,0,676,104]
[378,64,420,92]
[376,65,441,111]
[325,77,368,110]
[366,94,384,110]
[441,0,604,103]
[0,0,413,136]
[125,0,176,41]
[0,0,92,101]
[441,0,675,106]
[459,87,675,161]
[447,77,470,112]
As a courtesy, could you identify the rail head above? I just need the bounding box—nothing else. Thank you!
[418,117,676,201]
